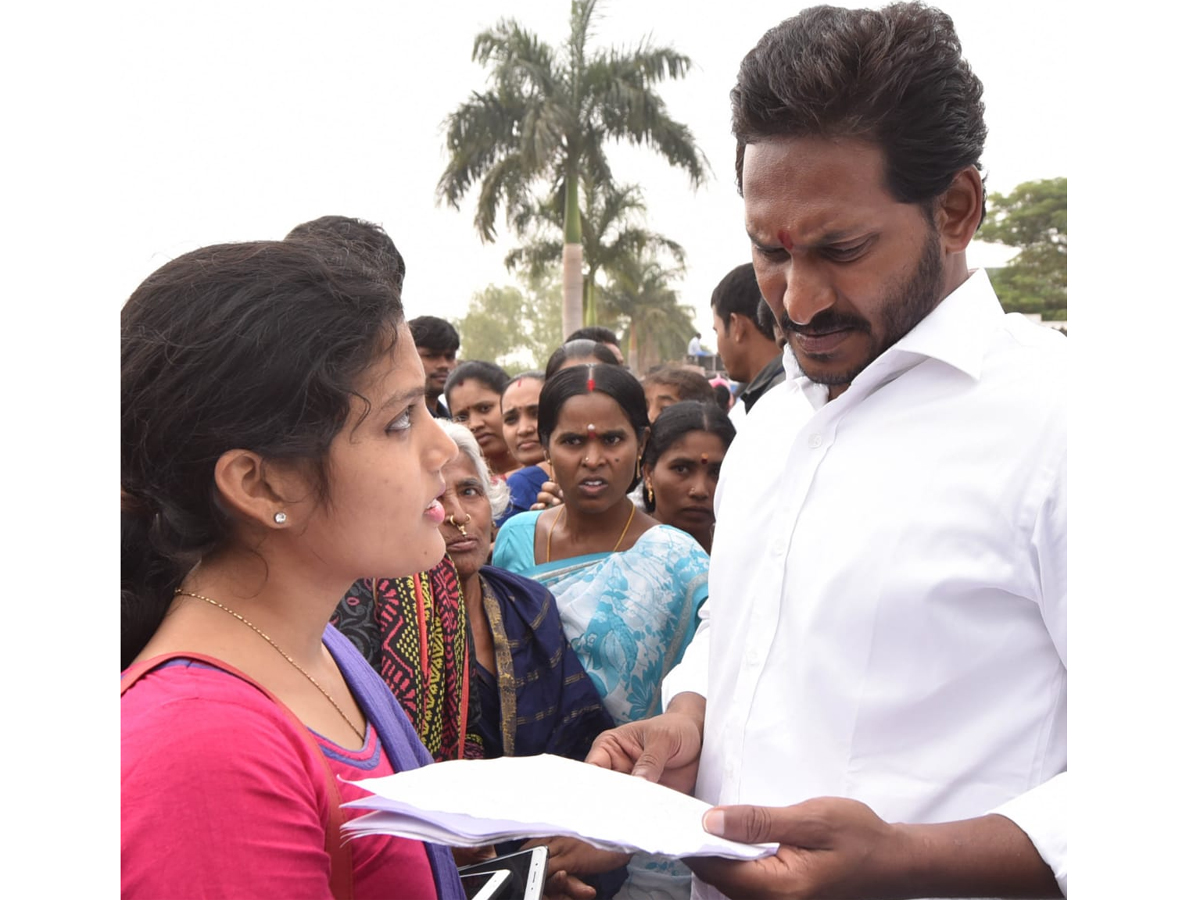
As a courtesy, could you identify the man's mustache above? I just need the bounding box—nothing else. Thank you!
[777,308,869,336]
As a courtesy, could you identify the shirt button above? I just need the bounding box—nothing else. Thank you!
[808,433,823,448]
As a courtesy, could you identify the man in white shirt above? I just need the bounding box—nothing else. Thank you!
[587,4,1066,899]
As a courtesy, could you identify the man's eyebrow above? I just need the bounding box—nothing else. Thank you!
[747,227,863,248]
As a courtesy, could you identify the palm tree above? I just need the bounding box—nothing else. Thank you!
[504,178,686,329]
[436,0,707,337]
[600,253,695,375]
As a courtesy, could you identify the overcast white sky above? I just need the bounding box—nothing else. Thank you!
[63,0,1066,333]
[11,3,1200,895]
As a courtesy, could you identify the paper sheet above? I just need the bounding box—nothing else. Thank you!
[342,753,778,860]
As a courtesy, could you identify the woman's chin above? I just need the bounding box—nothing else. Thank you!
[409,536,449,572]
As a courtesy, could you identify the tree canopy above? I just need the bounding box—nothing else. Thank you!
[435,0,707,335]
[505,178,686,328]
[599,253,695,373]
[452,276,564,373]
[975,177,1067,321]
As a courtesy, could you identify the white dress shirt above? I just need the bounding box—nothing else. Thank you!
[663,270,1067,898]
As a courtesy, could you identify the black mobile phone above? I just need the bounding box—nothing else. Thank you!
[460,869,512,900]
[457,846,549,900]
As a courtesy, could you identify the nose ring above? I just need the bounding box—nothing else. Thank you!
[447,512,472,537]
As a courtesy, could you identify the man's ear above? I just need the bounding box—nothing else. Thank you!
[212,449,306,529]
[937,166,984,253]
[729,312,748,344]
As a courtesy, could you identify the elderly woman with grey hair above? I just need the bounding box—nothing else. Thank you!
[434,419,615,762]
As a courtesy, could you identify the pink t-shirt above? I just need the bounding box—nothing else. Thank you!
[122,660,438,899]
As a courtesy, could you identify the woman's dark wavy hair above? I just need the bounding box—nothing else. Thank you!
[121,240,404,668]
[731,2,987,225]
[444,359,511,404]
[538,364,649,494]
[640,401,736,511]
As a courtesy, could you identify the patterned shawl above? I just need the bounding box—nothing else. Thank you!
[331,556,483,762]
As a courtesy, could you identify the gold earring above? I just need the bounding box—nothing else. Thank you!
[647,484,655,505]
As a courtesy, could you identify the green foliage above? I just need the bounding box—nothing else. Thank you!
[975,177,1067,320]
[452,275,563,373]
[435,0,708,331]
[505,178,687,326]
[599,253,695,373]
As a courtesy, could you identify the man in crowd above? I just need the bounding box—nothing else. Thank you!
[588,4,1066,899]
[710,262,786,423]
[408,316,460,418]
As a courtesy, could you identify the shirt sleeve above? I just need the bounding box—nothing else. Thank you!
[991,772,1067,896]
[122,678,338,899]
[991,433,1067,896]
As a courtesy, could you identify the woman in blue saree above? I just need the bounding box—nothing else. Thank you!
[492,363,708,900]
[434,419,615,761]
[492,363,709,725]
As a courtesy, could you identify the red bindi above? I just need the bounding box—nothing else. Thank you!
[777,230,794,251]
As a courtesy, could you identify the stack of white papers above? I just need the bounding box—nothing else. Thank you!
[342,753,778,860]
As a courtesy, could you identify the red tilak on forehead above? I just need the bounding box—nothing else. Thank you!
[701,453,709,465]
[777,230,794,251]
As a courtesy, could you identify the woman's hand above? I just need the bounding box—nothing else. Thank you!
[541,869,597,900]
[451,844,497,867]
[521,836,630,877]
[530,479,564,510]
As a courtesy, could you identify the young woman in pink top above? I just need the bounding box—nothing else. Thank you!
[120,236,467,899]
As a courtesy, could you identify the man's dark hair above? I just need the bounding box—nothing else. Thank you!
[567,326,621,347]
[711,263,774,341]
[284,215,405,291]
[642,365,717,405]
[731,2,987,224]
[408,315,460,353]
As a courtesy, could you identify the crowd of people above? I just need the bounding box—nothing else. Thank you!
[121,4,1066,900]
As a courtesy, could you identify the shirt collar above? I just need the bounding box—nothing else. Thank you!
[785,268,1003,405]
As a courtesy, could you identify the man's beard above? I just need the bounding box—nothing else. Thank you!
[780,227,945,388]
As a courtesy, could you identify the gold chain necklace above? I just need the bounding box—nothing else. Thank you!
[545,499,636,562]
[174,589,365,743]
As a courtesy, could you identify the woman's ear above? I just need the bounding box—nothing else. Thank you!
[212,449,306,530]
